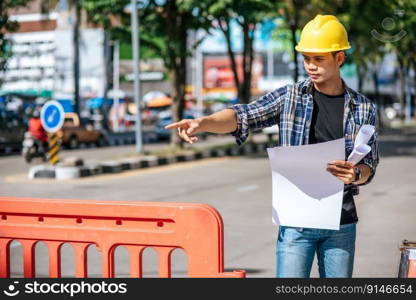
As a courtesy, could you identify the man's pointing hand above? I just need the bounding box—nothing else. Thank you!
[164,119,202,144]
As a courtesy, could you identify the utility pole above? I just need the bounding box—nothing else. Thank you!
[131,0,143,153]
[113,40,120,132]
[73,0,81,115]
[195,30,204,118]
[405,69,412,122]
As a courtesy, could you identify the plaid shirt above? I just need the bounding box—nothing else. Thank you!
[228,77,379,196]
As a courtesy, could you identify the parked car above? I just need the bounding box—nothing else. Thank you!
[0,110,26,153]
[58,113,107,149]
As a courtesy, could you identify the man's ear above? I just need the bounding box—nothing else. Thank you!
[337,51,346,67]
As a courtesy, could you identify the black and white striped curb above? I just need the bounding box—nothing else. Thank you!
[28,142,270,180]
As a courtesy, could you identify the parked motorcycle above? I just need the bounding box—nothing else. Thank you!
[22,132,48,163]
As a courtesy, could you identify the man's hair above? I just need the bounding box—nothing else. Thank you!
[331,51,347,68]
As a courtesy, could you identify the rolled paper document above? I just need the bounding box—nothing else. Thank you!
[347,144,371,165]
[354,124,375,147]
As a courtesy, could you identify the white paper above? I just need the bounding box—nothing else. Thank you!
[347,144,371,165]
[354,124,375,146]
[347,125,375,165]
[267,138,345,230]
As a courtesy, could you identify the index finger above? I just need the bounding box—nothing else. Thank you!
[164,121,186,130]
[329,160,353,168]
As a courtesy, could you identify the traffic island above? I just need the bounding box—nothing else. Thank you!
[55,166,80,180]
[28,141,270,180]
[28,165,56,179]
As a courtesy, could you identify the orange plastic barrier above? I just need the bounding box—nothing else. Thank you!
[0,197,245,278]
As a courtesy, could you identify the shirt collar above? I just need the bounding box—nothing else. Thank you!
[300,77,361,106]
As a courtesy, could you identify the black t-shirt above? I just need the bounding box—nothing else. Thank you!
[309,88,358,225]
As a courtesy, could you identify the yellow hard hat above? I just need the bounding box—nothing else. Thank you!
[295,14,351,53]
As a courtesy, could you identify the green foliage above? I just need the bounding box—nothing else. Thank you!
[206,0,275,22]
[383,0,416,66]
[271,0,415,84]
[271,18,295,55]
[195,0,279,103]
[139,0,212,71]
[83,0,130,29]
[0,0,31,83]
[4,0,415,101]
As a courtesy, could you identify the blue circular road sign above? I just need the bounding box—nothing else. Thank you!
[40,101,65,133]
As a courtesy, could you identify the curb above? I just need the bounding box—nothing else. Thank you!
[28,165,55,179]
[29,141,269,180]
[80,163,103,177]
[101,161,124,174]
[55,166,80,180]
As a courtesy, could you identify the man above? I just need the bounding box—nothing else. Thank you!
[165,14,379,278]
[28,108,48,151]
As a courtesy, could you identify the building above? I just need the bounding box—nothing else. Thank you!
[1,0,106,99]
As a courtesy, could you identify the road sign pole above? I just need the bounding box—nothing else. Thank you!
[113,40,120,133]
[48,133,60,165]
[40,101,65,165]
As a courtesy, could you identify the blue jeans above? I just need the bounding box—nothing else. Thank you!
[276,223,356,278]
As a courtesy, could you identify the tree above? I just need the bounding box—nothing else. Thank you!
[277,0,308,83]
[204,0,276,105]
[73,0,81,115]
[385,0,416,120]
[331,0,390,92]
[43,0,142,118]
[0,0,31,86]
[139,0,211,149]
[83,0,169,96]
[83,0,130,129]
[330,0,415,120]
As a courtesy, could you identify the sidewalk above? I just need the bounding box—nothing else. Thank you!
[58,133,269,163]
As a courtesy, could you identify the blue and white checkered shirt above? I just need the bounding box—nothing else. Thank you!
[228,77,379,196]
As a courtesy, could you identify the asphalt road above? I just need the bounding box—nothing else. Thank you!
[1,130,415,278]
